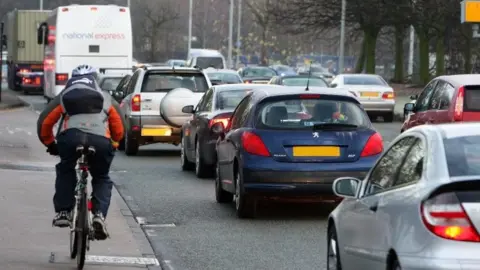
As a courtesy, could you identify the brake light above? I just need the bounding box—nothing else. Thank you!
[245,80,252,84]
[91,7,97,11]
[299,94,321,99]
[382,92,395,99]
[421,192,480,242]
[241,131,270,157]
[209,118,229,128]
[19,69,30,73]
[131,94,141,112]
[23,78,31,84]
[55,73,68,85]
[119,8,126,12]
[360,132,383,157]
[454,86,464,121]
[62,8,69,12]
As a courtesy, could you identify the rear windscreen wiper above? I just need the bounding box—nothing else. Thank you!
[313,123,358,130]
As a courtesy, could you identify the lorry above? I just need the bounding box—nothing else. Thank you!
[5,9,50,93]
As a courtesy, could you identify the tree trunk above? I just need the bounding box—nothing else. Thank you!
[435,35,445,76]
[355,37,366,73]
[393,26,406,82]
[462,24,473,73]
[363,27,379,74]
[260,27,268,65]
[417,31,430,84]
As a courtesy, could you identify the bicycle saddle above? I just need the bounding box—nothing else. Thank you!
[76,145,96,155]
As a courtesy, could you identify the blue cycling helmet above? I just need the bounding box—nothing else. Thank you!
[72,65,98,80]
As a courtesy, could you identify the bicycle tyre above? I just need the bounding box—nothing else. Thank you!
[76,190,88,270]
[69,206,78,259]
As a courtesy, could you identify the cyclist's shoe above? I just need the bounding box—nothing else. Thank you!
[52,211,71,228]
[92,212,109,240]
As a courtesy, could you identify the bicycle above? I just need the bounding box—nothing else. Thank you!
[69,145,106,270]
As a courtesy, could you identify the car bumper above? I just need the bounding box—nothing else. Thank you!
[202,139,218,165]
[361,100,395,113]
[400,256,480,270]
[241,155,377,197]
[128,115,181,144]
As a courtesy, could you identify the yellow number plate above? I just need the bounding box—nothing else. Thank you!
[360,91,379,97]
[141,128,171,136]
[292,146,340,157]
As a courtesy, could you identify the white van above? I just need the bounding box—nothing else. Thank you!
[186,49,226,69]
[37,5,133,101]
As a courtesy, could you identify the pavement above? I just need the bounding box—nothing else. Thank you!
[0,106,161,269]
[7,91,405,270]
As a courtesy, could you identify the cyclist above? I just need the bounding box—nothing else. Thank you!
[36,65,125,240]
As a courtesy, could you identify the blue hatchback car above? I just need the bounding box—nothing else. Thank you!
[212,86,384,218]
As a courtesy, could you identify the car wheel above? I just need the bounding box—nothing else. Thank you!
[215,162,233,203]
[195,139,212,178]
[383,112,394,122]
[327,225,342,270]
[391,258,401,270]
[234,168,255,218]
[124,130,139,156]
[180,136,194,171]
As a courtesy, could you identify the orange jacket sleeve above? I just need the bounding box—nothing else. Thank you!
[36,95,64,146]
[108,99,125,142]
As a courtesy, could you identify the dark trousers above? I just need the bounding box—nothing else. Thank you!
[54,129,115,217]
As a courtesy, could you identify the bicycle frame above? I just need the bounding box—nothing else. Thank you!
[72,153,93,239]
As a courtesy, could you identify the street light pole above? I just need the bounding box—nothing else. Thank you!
[236,0,242,69]
[188,0,193,53]
[40,0,43,10]
[127,0,130,7]
[407,25,414,76]
[227,0,234,68]
[338,0,346,74]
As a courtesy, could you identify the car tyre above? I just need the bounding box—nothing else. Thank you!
[327,225,342,270]
[180,136,194,171]
[124,130,139,156]
[383,112,394,122]
[215,162,233,203]
[195,139,212,178]
[234,168,255,218]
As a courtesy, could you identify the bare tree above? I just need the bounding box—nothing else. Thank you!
[245,0,273,65]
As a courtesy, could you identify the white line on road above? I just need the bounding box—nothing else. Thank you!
[163,260,175,270]
[145,229,157,236]
[135,216,146,225]
[143,223,176,228]
[85,255,159,266]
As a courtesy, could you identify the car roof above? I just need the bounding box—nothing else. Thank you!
[249,86,357,101]
[404,122,480,140]
[144,66,202,72]
[338,73,381,77]
[279,75,325,79]
[204,69,238,74]
[436,74,480,88]
[99,74,125,78]
[213,84,281,92]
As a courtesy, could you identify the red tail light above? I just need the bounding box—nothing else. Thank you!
[87,199,93,211]
[421,192,480,242]
[209,118,229,128]
[19,69,30,73]
[90,7,98,11]
[299,94,321,99]
[241,131,270,157]
[55,73,68,85]
[454,86,464,121]
[360,132,383,157]
[131,94,141,111]
[119,8,126,12]
[382,92,395,99]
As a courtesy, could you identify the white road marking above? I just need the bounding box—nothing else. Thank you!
[143,223,176,228]
[35,110,40,114]
[6,127,13,134]
[163,260,175,270]
[85,255,159,266]
[145,229,157,236]
[135,216,146,225]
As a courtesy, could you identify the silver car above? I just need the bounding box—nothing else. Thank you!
[327,122,480,270]
[331,74,395,122]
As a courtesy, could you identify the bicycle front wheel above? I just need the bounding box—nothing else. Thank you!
[76,191,88,270]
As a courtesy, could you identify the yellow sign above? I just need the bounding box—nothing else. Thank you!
[462,0,480,23]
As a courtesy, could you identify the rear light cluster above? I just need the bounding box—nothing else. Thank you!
[55,73,68,85]
[242,131,270,157]
[454,86,464,121]
[360,132,383,157]
[131,94,141,111]
[421,192,480,242]
[382,92,394,99]
[209,113,231,129]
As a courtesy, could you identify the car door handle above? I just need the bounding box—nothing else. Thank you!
[143,98,152,101]
[369,203,378,212]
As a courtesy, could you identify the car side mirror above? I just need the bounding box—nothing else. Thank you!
[404,102,415,113]
[330,83,337,88]
[182,105,195,114]
[410,94,418,100]
[210,122,225,136]
[332,177,361,198]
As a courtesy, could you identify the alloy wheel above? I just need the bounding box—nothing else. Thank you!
[234,171,240,210]
[180,138,185,167]
[195,141,200,175]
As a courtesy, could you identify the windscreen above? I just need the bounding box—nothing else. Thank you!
[282,78,328,87]
[344,76,386,86]
[195,57,224,69]
[100,78,122,91]
[256,97,369,129]
[464,87,480,111]
[141,73,209,93]
[215,90,249,110]
[243,67,276,78]
[207,72,242,84]
[444,135,480,176]
[310,66,328,73]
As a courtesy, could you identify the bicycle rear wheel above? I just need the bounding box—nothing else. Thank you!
[70,207,78,259]
[76,191,88,270]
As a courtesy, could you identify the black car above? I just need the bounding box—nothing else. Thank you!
[269,75,329,87]
[180,84,283,178]
[237,66,277,84]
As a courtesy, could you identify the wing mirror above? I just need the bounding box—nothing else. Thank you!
[404,102,415,115]
[410,94,418,100]
[210,122,225,135]
[182,105,195,114]
[332,177,361,198]
[330,83,337,88]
